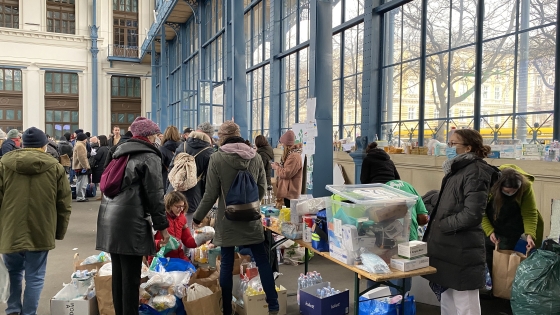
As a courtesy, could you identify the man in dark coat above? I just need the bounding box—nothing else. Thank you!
[1,129,20,156]
[360,142,400,184]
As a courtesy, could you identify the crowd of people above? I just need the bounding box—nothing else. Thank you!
[0,119,541,315]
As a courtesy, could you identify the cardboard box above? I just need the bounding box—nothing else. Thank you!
[398,241,427,259]
[236,285,287,315]
[390,256,429,272]
[50,284,98,315]
[299,282,349,315]
[361,287,391,300]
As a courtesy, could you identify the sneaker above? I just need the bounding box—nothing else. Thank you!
[77,199,89,202]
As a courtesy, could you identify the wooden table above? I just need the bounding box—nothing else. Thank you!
[264,225,437,315]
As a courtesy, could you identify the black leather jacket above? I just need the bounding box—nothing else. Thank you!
[96,139,169,256]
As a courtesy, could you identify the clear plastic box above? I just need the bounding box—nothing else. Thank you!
[324,184,416,264]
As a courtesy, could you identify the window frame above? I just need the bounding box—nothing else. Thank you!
[45,72,79,95]
[46,0,76,34]
[0,0,19,29]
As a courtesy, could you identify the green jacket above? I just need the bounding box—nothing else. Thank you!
[386,180,428,241]
[193,142,266,247]
[0,149,72,254]
[482,164,543,245]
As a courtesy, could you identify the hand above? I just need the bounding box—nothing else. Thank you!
[192,221,201,229]
[490,233,500,245]
[271,162,278,170]
[159,229,170,247]
[526,235,535,252]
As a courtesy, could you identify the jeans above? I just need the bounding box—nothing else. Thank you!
[69,167,75,183]
[76,173,88,200]
[111,254,142,315]
[220,243,278,315]
[367,278,412,296]
[3,251,49,315]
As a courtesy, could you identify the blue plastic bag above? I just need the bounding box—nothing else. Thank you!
[154,258,196,273]
[358,295,416,315]
[138,297,185,315]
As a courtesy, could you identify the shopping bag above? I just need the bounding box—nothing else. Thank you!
[188,267,220,287]
[182,282,222,315]
[358,296,397,315]
[492,244,527,299]
[0,256,9,304]
[94,275,115,315]
[511,249,560,314]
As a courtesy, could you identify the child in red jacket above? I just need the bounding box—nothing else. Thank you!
[153,191,197,262]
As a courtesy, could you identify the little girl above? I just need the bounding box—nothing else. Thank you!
[153,191,197,262]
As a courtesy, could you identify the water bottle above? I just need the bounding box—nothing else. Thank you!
[303,276,309,288]
[297,274,304,305]
[316,272,323,284]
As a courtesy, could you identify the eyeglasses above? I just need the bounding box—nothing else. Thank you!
[447,142,465,148]
[173,204,186,209]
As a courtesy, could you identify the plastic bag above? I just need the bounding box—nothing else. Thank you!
[358,296,397,315]
[98,263,113,276]
[153,257,196,273]
[151,294,176,311]
[296,198,326,216]
[80,251,111,265]
[144,273,175,296]
[484,264,492,291]
[193,226,215,246]
[1,256,10,304]
[360,248,391,274]
[149,237,180,270]
[186,283,213,302]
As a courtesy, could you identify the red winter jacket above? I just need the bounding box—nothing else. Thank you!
[152,211,197,262]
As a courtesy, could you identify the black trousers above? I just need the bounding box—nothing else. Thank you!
[111,253,143,315]
[284,198,290,207]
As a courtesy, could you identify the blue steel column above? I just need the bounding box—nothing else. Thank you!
[160,26,169,130]
[198,3,206,125]
[90,0,99,135]
[151,41,157,117]
[309,0,333,197]
[354,0,382,183]
[226,0,248,138]
[554,0,560,140]
[269,0,282,146]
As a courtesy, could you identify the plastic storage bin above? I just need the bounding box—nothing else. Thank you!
[325,184,417,264]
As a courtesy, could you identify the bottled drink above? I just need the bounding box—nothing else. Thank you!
[316,272,323,284]
[297,273,304,305]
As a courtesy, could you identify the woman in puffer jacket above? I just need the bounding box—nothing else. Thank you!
[422,129,499,315]
[271,130,303,207]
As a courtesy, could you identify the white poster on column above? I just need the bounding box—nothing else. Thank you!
[306,98,316,123]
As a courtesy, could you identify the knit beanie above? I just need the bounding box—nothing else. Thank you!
[0,129,6,140]
[279,130,296,146]
[7,129,19,139]
[22,127,48,148]
[190,131,211,143]
[217,121,241,145]
[63,132,72,141]
[198,122,215,138]
[130,116,161,137]
[76,133,88,141]
[75,129,84,134]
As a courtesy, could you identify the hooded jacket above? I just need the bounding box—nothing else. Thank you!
[482,164,543,246]
[160,139,182,189]
[193,142,266,247]
[96,139,169,256]
[0,149,72,253]
[1,138,19,156]
[57,137,73,158]
[276,146,303,200]
[422,154,499,291]
[151,211,197,263]
[91,145,109,183]
[257,144,274,186]
[168,136,213,213]
[360,148,400,184]
[46,140,60,160]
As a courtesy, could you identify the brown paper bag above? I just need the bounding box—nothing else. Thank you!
[73,253,109,272]
[492,245,527,299]
[183,282,222,315]
[94,275,115,315]
[188,267,220,287]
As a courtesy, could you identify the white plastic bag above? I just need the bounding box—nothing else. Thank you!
[98,263,113,276]
[193,226,215,246]
[186,283,213,302]
[0,256,9,304]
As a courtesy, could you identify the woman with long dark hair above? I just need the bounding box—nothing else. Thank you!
[423,129,499,315]
[159,126,182,189]
[482,165,540,282]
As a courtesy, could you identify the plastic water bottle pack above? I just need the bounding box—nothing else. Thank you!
[296,271,323,305]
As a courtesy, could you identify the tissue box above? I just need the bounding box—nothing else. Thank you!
[398,241,427,259]
[299,282,350,315]
[390,256,429,272]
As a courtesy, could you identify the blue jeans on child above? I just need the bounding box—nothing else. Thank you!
[3,251,49,315]
[220,243,278,315]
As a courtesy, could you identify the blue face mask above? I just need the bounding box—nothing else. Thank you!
[446,146,457,159]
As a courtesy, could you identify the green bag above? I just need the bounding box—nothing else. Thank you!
[149,236,180,271]
[511,249,560,315]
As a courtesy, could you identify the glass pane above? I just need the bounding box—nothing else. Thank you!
[451,0,477,48]
[0,70,3,90]
[46,110,53,122]
[6,110,14,120]
[54,111,62,122]
[111,113,116,123]
[128,113,135,123]
[127,77,134,96]
[63,111,70,122]
[5,70,12,90]
[71,111,79,122]
[17,110,21,121]
[46,124,54,138]
[118,114,125,123]
[134,78,141,97]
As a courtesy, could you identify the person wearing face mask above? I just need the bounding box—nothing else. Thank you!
[482,166,542,278]
[96,116,170,315]
[423,129,499,315]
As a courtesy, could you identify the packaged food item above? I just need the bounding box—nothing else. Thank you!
[151,294,176,311]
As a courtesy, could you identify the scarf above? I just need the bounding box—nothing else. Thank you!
[280,146,302,167]
[441,152,476,175]
[221,136,246,146]
[132,135,151,143]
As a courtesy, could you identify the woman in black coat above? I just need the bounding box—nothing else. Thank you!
[255,135,274,187]
[159,126,182,190]
[96,117,169,315]
[91,135,109,199]
[360,142,400,184]
[422,129,499,313]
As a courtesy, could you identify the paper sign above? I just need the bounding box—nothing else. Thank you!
[306,98,316,123]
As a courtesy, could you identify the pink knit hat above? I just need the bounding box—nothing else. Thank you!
[130,117,160,137]
[279,130,296,146]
